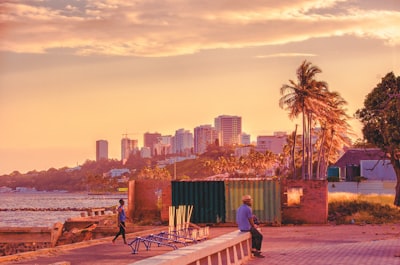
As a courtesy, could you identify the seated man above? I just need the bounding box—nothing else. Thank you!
[236,195,264,258]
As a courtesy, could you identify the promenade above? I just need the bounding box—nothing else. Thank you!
[2,224,400,265]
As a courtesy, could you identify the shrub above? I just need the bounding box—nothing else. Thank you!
[328,193,400,224]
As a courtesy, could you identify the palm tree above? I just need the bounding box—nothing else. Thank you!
[314,91,352,178]
[279,60,328,179]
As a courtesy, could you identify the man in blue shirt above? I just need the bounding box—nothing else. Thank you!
[236,195,264,258]
[112,199,127,244]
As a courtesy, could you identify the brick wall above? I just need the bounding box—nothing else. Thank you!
[282,180,328,224]
[127,180,171,223]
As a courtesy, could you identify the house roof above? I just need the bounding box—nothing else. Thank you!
[333,148,388,167]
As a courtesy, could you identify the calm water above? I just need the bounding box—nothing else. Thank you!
[0,192,127,227]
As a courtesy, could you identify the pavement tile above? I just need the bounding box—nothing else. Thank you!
[2,224,400,265]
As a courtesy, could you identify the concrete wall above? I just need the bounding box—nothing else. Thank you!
[128,180,171,223]
[328,181,396,195]
[282,180,328,224]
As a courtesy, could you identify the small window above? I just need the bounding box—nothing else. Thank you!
[287,187,303,206]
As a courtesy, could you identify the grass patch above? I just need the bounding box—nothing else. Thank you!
[328,193,400,224]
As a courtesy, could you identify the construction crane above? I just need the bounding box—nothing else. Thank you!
[121,132,140,139]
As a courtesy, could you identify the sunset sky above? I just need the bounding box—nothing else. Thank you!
[1,0,399,175]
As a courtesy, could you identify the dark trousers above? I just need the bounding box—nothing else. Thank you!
[250,227,263,251]
[113,222,126,242]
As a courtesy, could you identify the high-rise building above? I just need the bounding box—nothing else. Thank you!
[214,115,242,146]
[194,125,218,154]
[172,128,194,155]
[144,132,162,156]
[96,140,108,161]
[121,137,138,164]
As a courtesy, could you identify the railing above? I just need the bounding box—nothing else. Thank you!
[131,230,252,265]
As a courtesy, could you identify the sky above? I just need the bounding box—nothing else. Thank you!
[1,0,400,175]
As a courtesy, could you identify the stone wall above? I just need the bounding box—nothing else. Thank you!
[282,180,328,224]
[0,227,53,256]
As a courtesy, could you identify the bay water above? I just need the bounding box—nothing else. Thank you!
[0,192,128,227]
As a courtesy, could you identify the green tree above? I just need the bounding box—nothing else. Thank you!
[355,72,400,206]
[137,166,172,180]
[204,150,277,177]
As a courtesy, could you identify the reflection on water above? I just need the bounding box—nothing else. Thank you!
[0,192,127,227]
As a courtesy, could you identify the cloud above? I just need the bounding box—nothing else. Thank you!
[256,53,317,58]
[1,0,399,57]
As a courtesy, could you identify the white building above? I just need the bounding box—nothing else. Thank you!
[106,168,130,177]
[256,132,287,154]
[153,135,172,157]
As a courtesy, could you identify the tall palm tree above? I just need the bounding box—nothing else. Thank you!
[279,60,328,179]
[314,91,352,178]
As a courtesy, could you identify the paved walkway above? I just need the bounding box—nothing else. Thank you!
[2,224,400,265]
[249,224,400,265]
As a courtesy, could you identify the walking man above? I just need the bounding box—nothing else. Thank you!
[236,195,264,258]
[112,199,127,244]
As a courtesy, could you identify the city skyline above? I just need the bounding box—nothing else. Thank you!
[1,1,400,174]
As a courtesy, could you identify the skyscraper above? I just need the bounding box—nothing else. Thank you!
[121,137,138,164]
[96,140,108,161]
[214,115,242,146]
[194,125,218,154]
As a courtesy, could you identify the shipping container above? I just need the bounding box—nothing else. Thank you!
[172,179,281,225]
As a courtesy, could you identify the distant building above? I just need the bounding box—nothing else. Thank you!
[153,135,173,157]
[106,168,130,178]
[121,138,138,164]
[96,140,108,161]
[256,132,287,154]
[172,128,194,155]
[214,115,242,146]
[65,165,82,172]
[194,125,218,154]
[140,146,151,158]
[234,146,254,157]
[144,132,162,156]
[241,133,251,145]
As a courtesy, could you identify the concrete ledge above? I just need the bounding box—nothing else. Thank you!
[0,227,166,264]
[131,230,251,265]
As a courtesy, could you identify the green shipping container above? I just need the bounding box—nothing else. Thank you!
[171,181,226,224]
